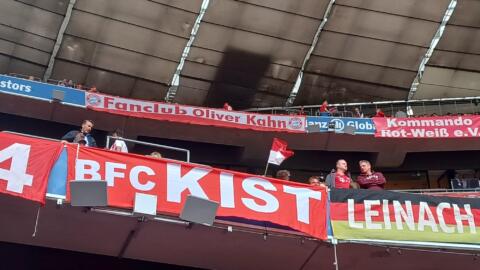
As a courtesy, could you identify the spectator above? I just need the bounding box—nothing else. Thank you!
[375,108,385,117]
[76,84,83,90]
[354,107,364,118]
[276,170,291,181]
[149,151,162,158]
[67,79,75,88]
[329,106,338,115]
[61,120,97,147]
[308,175,326,188]
[319,100,330,116]
[58,79,67,86]
[27,76,35,81]
[109,129,128,153]
[326,159,354,189]
[89,86,98,93]
[73,132,87,146]
[223,102,233,111]
[356,160,386,190]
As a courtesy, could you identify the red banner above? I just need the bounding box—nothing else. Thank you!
[85,93,306,133]
[0,133,63,204]
[66,145,327,239]
[373,115,480,138]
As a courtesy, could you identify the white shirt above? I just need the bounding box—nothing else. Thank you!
[110,139,128,153]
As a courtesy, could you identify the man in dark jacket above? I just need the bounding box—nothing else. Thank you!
[356,160,386,190]
[61,119,97,147]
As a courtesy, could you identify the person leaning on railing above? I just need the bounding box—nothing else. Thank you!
[276,170,291,181]
[61,119,97,147]
[308,175,326,188]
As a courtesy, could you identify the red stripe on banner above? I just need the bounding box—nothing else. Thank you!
[373,115,480,138]
[66,145,328,239]
[0,133,63,204]
[85,93,306,133]
[330,202,480,226]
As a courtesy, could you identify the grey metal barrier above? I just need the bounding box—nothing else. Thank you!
[106,136,191,163]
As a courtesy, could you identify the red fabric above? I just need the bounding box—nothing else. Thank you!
[334,173,351,189]
[271,138,294,159]
[85,93,306,133]
[356,172,386,190]
[0,133,63,204]
[66,145,328,239]
[223,103,232,111]
[319,102,328,112]
[375,111,385,117]
[373,115,480,138]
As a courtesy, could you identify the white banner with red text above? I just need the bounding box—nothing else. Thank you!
[0,132,63,204]
[373,115,480,138]
[85,93,306,133]
[66,145,327,239]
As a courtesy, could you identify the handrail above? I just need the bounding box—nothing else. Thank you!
[244,96,480,113]
[106,136,191,163]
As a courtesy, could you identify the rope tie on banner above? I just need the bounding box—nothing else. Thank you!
[32,205,41,237]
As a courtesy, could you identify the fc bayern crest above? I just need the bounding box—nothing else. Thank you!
[86,93,102,106]
[288,117,304,129]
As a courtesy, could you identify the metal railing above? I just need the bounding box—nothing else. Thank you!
[244,96,480,117]
[106,136,191,163]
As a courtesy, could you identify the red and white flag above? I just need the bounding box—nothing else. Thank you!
[267,138,294,165]
[0,133,63,204]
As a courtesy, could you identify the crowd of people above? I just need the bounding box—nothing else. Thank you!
[56,78,99,93]
[60,119,160,157]
[276,159,387,190]
[61,119,386,191]
[295,100,388,118]
[18,74,477,118]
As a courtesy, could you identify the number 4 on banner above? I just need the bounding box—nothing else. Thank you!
[0,143,33,193]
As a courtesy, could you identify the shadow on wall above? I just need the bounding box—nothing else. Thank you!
[205,48,271,110]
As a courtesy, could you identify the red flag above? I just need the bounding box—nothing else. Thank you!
[267,138,294,165]
[0,133,63,204]
[65,144,327,239]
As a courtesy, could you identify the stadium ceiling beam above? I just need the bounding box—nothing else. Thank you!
[43,0,77,81]
[164,0,210,103]
[284,0,336,107]
[407,0,457,100]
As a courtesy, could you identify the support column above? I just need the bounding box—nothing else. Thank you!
[43,0,77,81]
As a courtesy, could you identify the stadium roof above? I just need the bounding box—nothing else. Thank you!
[0,0,479,109]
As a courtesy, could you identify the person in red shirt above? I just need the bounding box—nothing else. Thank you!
[356,160,386,190]
[319,100,330,116]
[326,159,355,189]
[375,108,385,117]
[223,102,233,111]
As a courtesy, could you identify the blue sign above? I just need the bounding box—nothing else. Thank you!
[306,116,376,135]
[0,75,85,106]
[46,148,68,197]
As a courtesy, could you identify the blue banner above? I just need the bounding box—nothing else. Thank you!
[306,116,376,135]
[0,75,85,106]
[46,148,68,197]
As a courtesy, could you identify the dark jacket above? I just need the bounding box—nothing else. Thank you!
[61,130,97,147]
[356,172,386,190]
